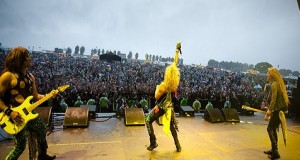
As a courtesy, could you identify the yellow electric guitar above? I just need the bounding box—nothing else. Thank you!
[242,105,270,120]
[0,85,69,135]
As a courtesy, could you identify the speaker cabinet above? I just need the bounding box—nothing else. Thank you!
[297,76,300,88]
[204,108,224,123]
[35,107,52,126]
[63,107,89,127]
[124,108,145,126]
[222,108,240,123]
[80,105,96,119]
[180,106,195,116]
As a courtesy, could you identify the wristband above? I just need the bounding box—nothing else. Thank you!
[3,107,8,113]
[4,107,13,116]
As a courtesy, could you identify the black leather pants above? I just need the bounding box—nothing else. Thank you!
[267,110,280,153]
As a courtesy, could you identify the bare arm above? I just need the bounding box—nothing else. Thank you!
[29,73,44,101]
[0,72,12,111]
[0,72,23,124]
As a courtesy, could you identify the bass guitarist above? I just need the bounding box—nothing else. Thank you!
[0,47,56,160]
[264,67,289,160]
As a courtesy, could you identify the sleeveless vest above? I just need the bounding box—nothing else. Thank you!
[3,72,33,107]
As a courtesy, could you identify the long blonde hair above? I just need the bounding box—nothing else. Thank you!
[268,67,289,106]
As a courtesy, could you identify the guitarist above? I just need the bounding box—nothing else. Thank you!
[264,67,289,160]
[0,47,56,160]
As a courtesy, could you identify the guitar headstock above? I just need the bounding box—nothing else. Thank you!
[176,42,182,54]
[58,85,70,92]
[242,105,250,110]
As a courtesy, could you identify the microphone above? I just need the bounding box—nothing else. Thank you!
[176,42,182,54]
[178,48,182,55]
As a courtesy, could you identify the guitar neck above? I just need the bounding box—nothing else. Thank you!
[242,105,266,114]
[27,85,69,112]
[249,108,266,114]
[28,93,53,111]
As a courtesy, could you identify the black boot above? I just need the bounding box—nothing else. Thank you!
[147,134,158,151]
[267,128,280,159]
[268,151,280,160]
[264,150,272,155]
[175,142,181,152]
[38,154,56,160]
[147,143,158,151]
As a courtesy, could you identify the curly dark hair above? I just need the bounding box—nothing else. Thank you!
[1,46,30,74]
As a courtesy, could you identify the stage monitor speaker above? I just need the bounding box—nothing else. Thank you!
[124,108,145,126]
[180,106,195,116]
[63,107,89,127]
[80,105,96,119]
[222,108,240,123]
[204,108,224,123]
[35,107,52,126]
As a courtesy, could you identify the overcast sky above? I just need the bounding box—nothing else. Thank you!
[0,0,299,72]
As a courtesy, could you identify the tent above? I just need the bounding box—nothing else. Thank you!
[99,52,121,62]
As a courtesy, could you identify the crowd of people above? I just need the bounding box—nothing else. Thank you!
[0,50,287,113]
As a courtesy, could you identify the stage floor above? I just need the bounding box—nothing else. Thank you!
[1,112,300,160]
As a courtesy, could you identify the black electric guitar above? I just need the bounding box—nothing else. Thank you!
[0,85,69,135]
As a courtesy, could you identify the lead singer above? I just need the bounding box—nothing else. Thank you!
[145,42,182,152]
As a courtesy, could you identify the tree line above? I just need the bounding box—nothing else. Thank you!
[54,45,299,76]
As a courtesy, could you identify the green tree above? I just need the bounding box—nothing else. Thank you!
[80,46,85,55]
[255,62,272,73]
[135,52,139,59]
[208,59,219,67]
[279,69,292,77]
[74,45,79,55]
[127,51,132,59]
[91,49,96,55]
[292,71,300,76]
[66,47,72,56]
